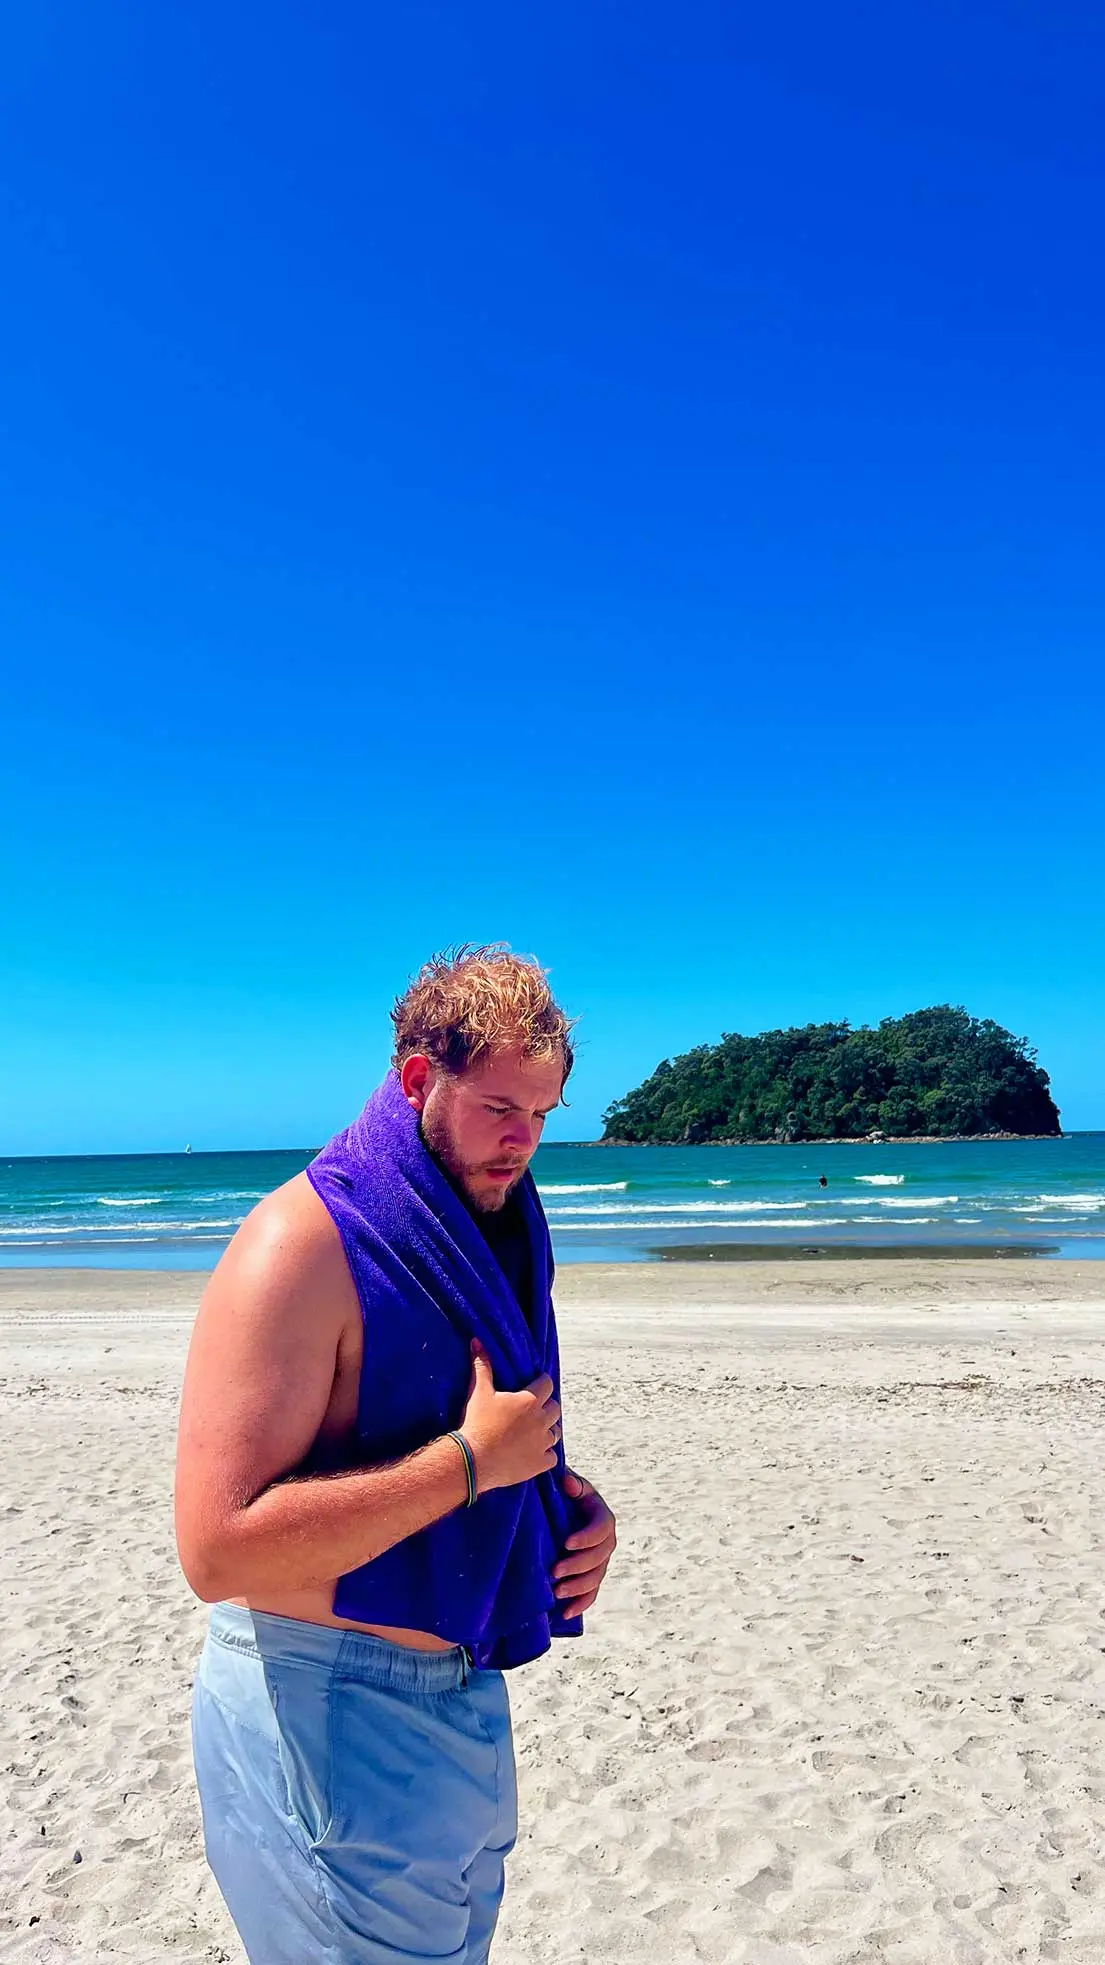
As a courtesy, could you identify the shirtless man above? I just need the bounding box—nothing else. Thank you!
[176,948,616,1964]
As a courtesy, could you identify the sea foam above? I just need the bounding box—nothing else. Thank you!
[538,1181,629,1195]
[870,1195,958,1209]
[1036,1193,1105,1210]
[553,1216,853,1231]
[545,1199,808,1217]
[0,1217,242,1237]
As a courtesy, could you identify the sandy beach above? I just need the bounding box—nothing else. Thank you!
[2,1260,1105,1963]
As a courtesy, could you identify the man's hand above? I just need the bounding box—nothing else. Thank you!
[462,1344,562,1494]
[552,1470,617,1618]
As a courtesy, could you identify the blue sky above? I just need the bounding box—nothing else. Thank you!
[2,1,1103,1153]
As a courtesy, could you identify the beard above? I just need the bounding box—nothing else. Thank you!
[419,1106,522,1213]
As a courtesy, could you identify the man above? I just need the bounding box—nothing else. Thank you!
[176,946,616,1965]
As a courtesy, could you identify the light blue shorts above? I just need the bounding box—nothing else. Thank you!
[192,1605,517,1964]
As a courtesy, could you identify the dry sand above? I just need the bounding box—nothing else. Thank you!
[2,1262,1105,1963]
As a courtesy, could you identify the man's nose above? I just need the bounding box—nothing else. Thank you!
[501,1115,535,1153]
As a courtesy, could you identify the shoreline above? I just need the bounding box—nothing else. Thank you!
[3,1236,1105,1279]
[4,1253,1105,1300]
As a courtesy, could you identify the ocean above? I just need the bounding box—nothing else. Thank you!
[2,1133,1104,1267]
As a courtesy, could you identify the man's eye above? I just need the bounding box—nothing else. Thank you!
[485,1105,510,1117]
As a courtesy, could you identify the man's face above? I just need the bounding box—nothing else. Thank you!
[408,1048,564,1212]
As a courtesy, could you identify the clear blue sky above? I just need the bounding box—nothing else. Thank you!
[2,2,1103,1154]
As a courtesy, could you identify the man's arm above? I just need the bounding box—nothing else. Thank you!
[175,1178,560,1602]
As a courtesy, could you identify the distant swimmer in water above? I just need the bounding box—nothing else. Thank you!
[818,1175,828,1187]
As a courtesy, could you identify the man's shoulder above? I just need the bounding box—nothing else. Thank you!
[205,1172,355,1321]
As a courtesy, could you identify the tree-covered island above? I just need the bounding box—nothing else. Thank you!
[600,1006,1061,1144]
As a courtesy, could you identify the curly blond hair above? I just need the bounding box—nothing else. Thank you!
[391,944,575,1084]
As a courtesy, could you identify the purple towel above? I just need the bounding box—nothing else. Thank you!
[306,1071,583,1669]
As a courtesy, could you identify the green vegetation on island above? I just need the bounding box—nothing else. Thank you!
[600,1006,1061,1144]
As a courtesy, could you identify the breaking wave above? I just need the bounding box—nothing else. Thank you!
[538,1181,629,1195]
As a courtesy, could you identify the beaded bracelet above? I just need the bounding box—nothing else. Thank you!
[446,1430,478,1508]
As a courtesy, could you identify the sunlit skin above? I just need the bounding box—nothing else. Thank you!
[175,1042,616,1651]
[400,1046,564,1212]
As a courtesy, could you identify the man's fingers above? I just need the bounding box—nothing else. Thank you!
[470,1343,495,1387]
[554,1556,611,1598]
[554,1570,606,1602]
[562,1515,615,1552]
[553,1543,611,1580]
[558,1588,599,1618]
[528,1371,555,1403]
[556,1470,614,1616]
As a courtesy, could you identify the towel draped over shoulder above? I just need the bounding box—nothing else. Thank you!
[306,1072,583,1669]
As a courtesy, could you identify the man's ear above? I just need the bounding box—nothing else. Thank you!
[400,1054,434,1112]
